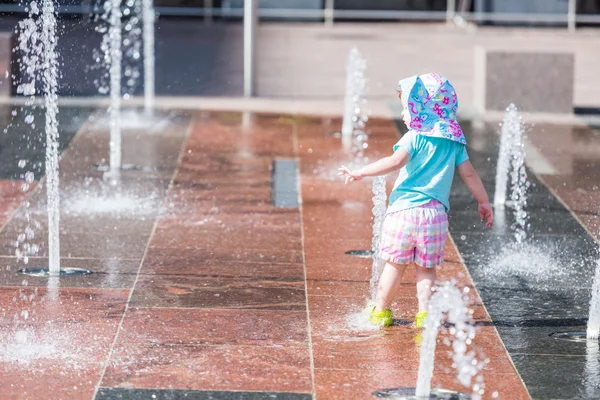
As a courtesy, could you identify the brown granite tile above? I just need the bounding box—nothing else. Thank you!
[312,325,511,372]
[187,118,295,159]
[179,153,272,173]
[141,256,304,280]
[301,176,395,205]
[302,203,374,240]
[157,212,301,231]
[526,123,600,242]
[130,274,306,310]
[307,280,378,298]
[102,343,312,393]
[0,257,140,289]
[308,294,488,339]
[118,308,308,346]
[0,369,102,400]
[0,231,150,259]
[169,185,272,202]
[173,173,271,190]
[146,245,304,264]
[0,215,156,242]
[577,214,600,237]
[304,253,371,281]
[538,174,600,241]
[314,368,528,400]
[0,287,129,398]
[160,202,299,220]
[150,227,302,252]
[0,287,129,325]
[307,274,477,302]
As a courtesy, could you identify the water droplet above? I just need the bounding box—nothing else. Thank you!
[24,115,34,124]
[460,235,466,240]
[15,330,28,344]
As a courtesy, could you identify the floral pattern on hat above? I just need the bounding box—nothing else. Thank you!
[397,73,467,145]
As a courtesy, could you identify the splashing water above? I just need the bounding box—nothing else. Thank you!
[341,47,366,136]
[122,0,142,100]
[143,0,155,115]
[584,339,600,397]
[587,259,600,340]
[64,188,158,216]
[484,242,573,289]
[508,113,529,244]
[416,282,485,399]
[0,328,56,365]
[493,105,516,208]
[494,104,529,243]
[370,175,387,300]
[16,0,61,274]
[339,48,369,168]
[0,324,85,367]
[107,0,122,173]
[42,0,60,275]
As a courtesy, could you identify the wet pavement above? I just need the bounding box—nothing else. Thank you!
[0,106,597,399]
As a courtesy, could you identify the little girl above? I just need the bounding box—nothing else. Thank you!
[338,73,493,327]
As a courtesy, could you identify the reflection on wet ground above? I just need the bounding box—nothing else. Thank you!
[0,106,597,398]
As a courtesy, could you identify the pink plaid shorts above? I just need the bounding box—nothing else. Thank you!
[379,200,449,268]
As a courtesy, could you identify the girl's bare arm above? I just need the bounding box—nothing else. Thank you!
[338,148,410,184]
[458,160,494,227]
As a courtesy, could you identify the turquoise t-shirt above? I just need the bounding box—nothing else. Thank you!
[387,130,469,213]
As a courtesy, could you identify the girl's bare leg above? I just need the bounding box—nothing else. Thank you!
[375,261,407,311]
[415,265,437,313]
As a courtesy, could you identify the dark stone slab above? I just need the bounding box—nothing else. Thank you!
[496,325,590,356]
[474,286,592,324]
[0,105,93,180]
[476,49,575,113]
[272,159,299,208]
[509,354,600,400]
[0,32,12,97]
[96,388,312,400]
[456,233,598,292]
[449,207,589,236]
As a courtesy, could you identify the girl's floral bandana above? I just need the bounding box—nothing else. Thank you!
[397,73,467,145]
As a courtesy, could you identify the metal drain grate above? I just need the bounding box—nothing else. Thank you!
[19,267,93,277]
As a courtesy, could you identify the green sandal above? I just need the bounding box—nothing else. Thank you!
[368,306,393,327]
[415,311,428,328]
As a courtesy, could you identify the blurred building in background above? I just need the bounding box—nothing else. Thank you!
[0,0,598,23]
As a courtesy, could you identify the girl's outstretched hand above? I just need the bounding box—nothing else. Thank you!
[478,202,494,228]
[338,165,363,184]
